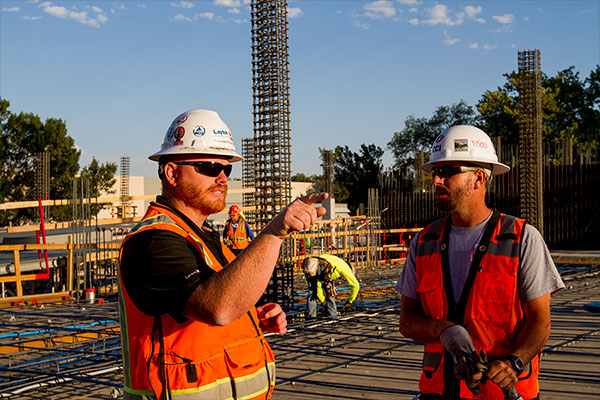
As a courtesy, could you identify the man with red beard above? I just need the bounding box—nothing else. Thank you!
[395,125,563,400]
[118,109,327,400]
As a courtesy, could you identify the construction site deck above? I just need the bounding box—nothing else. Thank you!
[0,257,598,399]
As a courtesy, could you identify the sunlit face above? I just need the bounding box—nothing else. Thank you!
[171,156,230,215]
[431,163,478,212]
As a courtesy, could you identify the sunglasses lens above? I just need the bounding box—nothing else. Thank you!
[195,163,232,178]
[431,167,460,178]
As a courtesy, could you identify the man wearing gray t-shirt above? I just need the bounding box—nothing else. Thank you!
[396,126,564,400]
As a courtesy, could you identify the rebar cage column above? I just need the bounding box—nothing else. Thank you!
[251,0,292,231]
[517,49,544,235]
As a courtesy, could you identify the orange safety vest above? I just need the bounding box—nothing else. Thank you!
[118,202,275,400]
[225,218,251,250]
[415,211,540,400]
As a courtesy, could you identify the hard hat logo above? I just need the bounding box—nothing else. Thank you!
[149,109,243,162]
[454,139,468,152]
[173,127,185,145]
[193,126,206,137]
[422,125,510,176]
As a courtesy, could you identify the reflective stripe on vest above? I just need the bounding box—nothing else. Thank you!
[119,202,275,400]
[415,213,540,399]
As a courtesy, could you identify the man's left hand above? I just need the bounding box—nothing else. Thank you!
[257,303,287,334]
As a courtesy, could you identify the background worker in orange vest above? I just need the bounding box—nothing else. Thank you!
[223,205,255,255]
[119,109,327,400]
[395,125,564,400]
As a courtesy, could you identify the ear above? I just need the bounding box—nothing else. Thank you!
[163,162,179,188]
[473,169,487,190]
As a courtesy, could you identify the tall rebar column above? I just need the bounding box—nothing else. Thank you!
[251,0,292,230]
[322,149,334,194]
[120,156,130,206]
[242,137,256,225]
[34,151,50,220]
[517,49,544,235]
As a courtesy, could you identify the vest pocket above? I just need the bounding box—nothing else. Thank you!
[224,337,273,398]
[417,272,444,319]
[471,272,514,324]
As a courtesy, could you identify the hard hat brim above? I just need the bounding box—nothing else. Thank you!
[149,147,243,162]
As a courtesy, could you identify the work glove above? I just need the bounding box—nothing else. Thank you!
[439,324,478,380]
[342,301,356,312]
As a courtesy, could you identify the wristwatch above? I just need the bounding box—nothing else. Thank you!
[507,355,525,375]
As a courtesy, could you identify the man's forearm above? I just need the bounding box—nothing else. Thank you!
[399,295,455,342]
[510,294,551,364]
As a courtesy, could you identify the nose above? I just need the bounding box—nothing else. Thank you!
[432,174,444,185]
[216,170,229,183]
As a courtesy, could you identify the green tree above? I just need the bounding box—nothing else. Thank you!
[333,144,384,214]
[388,100,477,168]
[477,66,599,154]
[80,158,118,216]
[0,99,117,226]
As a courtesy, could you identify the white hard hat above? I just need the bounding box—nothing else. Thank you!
[422,125,510,175]
[302,257,319,277]
[149,109,242,162]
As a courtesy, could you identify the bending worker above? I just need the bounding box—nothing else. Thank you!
[302,254,360,319]
[223,205,255,255]
[396,125,564,400]
[118,109,327,400]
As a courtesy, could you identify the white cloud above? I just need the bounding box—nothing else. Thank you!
[483,43,497,50]
[396,0,421,4]
[194,12,214,20]
[137,4,147,9]
[233,18,247,24]
[2,7,21,12]
[442,30,460,45]
[173,13,193,22]
[511,43,517,48]
[422,4,464,26]
[228,8,240,14]
[38,2,108,27]
[468,42,478,49]
[353,21,371,30]
[22,15,43,21]
[408,18,419,25]
[493,14,514,24]
[214,0,250,7]
[364,0,395,19]
[464,5,485,23]
[409,7,418,13]
[288,7,303,19]
[116,4,127,11]
[171,1,194,8]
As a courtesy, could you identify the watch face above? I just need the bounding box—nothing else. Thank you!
[511,356,524,372]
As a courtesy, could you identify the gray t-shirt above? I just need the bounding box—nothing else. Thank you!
[395,214,564,303]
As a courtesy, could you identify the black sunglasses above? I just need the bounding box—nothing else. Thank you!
[174,161,232,178]
[430,165,479,179]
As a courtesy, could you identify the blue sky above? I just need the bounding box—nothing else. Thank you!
[1,0,598,178]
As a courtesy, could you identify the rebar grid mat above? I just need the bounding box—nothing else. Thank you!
[0,264,598,399]
[0,302,122,398]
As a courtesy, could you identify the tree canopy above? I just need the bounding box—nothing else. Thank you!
[387,100,477,168]
[0,99,117,226]
[333,143,384,214]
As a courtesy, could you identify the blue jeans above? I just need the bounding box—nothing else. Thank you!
[306,274,337,318]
